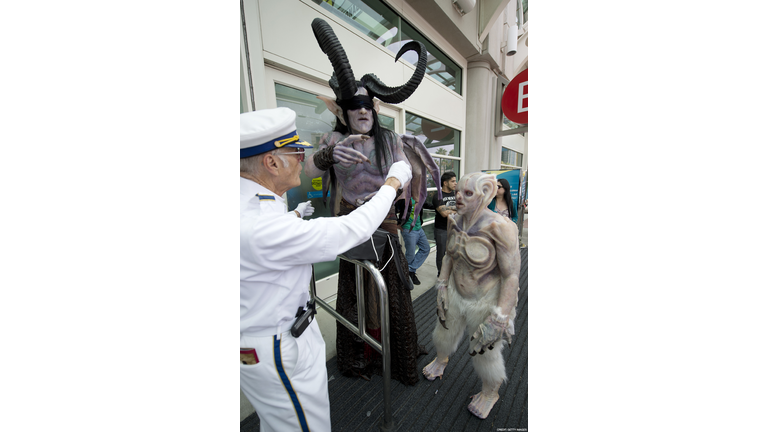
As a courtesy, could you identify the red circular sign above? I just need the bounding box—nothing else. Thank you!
[501,69,528,125]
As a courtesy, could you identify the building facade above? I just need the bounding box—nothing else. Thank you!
[240,0,528,293]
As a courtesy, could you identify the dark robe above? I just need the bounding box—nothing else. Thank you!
[334,199,421,385]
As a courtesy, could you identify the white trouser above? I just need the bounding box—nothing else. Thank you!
[240,319,331,432]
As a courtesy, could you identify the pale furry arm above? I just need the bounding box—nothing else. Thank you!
[487,218,521,317]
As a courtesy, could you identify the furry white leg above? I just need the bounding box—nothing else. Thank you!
[468,380,502,419]
[471,343,507,385]
[468,335,507,419]
[425,288,467,381]
[430,312,465,356]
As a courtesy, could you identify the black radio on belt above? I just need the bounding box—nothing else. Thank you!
[291,301,316,338]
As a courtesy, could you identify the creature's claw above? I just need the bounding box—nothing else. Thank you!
[436,310,448,329]
[423,357,448,381]
[468,391,500,419]
[469,350,477,357]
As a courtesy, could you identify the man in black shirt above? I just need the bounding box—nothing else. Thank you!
[431,171,457,275]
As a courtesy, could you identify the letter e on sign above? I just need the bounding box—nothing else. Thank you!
[501,68,528,125]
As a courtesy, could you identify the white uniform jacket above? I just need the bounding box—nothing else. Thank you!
[240,177,396,337]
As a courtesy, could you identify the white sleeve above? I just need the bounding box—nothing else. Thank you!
[327,185,396,255]
[247,185,397,269]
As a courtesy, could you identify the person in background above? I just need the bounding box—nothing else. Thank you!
[240,107,412,432]
[431,171,457,276]
[396,197,429,287]
[488,178,517,223]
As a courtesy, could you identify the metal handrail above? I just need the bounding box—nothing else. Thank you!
[309,258,394,432]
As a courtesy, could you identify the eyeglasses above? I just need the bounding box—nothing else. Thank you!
[278,150,305,162]
[497,185,504,189]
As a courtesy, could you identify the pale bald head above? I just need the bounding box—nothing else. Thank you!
[455,172,497,216]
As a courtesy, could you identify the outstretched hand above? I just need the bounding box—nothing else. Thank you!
[293,201,315,218]
[334,134,370,167]
[385,160,412,190]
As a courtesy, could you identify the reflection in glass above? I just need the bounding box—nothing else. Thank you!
[502,116,526,130]
[422,221,436,247]
[502,147,522,166]
[426,159,460,186]
[400,20,461,93]
[379,114,394,131]
[405,112,460,157]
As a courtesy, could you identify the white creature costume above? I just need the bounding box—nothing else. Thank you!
[423,172,521,419]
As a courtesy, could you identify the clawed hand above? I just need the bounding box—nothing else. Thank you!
[355,191,378,206]
[435,279,448,329]
[334,134,370,167]
[469,312,509,356]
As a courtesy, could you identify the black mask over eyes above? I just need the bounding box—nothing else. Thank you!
[339,95,374,112]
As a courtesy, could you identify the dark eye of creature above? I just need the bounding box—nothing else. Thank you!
[465,190,473,197]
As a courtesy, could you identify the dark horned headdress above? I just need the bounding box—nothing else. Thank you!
[311,18,428,105]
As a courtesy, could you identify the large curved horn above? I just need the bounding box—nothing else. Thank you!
[361,40,427,104]
[311,18,357,101]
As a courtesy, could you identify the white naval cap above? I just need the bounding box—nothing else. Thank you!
[240,107,313,158]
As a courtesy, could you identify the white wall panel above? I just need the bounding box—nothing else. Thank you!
[502,133,526,154]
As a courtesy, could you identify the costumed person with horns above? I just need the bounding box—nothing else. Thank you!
[304,18,438,385]
[240,107,412,432]
[422,172,521,420]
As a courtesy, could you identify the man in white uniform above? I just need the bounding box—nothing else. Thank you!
[240,107,412,432]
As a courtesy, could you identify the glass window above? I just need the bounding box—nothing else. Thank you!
[502,147,522,166]
[313,0,400,44]
[422,220,436,248]
[522,0,528,25]
[312,0,462,95]
[379,114,394,131]
[405,111,460,189]
[399,20,462,93]
[502,116,526,130]
[425,158,460,189]
[405,112,460,158]
[275,83,341,280]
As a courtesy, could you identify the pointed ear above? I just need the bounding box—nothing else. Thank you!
[373,98,380,114]
[317,95,346,126]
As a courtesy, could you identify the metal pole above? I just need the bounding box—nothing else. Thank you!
[372,259,393,432]
[308,258,394,431]
[355,265,366,339]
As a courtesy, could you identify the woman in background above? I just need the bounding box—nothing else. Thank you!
[488,178,517,223]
